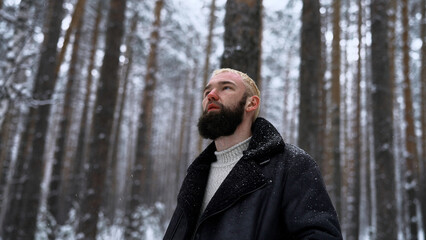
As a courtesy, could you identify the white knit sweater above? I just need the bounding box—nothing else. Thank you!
[201,137,251,212]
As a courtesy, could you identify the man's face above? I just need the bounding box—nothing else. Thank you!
[197,72,248,140]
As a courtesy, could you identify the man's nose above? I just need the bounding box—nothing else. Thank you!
[207,89,219,101]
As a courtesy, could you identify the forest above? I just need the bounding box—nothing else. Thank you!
[0,0,425,239]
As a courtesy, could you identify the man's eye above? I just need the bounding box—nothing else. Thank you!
[204,91,210,97]
[223,86,231,90]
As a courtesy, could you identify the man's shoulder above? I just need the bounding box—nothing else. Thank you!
[284,143,309,158]
[270,143,318,169]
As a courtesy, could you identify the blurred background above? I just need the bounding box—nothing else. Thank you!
[0,0,425,239]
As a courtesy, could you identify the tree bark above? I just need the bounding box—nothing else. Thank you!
[76,0,126,238]
[70,0,104,213]
[105,11,138,224]
[1,0,65,238]
[48,0,86,231]
[298,0,322,162]
[330,0,342,218]
[420,0,426,235]
[370,0,398,239]
[401,0,420,239]
[220,0,263,87]
[198,0,216,153]
[55,0,87,77]
[125,0,164,238]
[346,0,362,238]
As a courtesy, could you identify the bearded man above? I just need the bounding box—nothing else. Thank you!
[164,68,343,240]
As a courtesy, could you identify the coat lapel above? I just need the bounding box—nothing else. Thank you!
[177,143,215,224]
[200,156,267,220]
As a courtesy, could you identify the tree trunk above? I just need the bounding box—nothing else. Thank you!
[420,0,426,235]
[125,0,164,238]
[401,0,420,238]
[1,0,65,238]
[48,0,86,231]
[370,0,398,239]
[105,11,138,224]
[76,0,126,238]
[0,103,19,207]
[70,0,104,213]
[346,0,362,238]
[198,0,216,153]
[0,0,32,214]
[330,0,341,218]
[220,0,263,87]
[298,0,322,162]
[55,0,87,77]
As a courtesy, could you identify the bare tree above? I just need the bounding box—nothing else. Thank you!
[401,0,420,238]
[370,0,397,239]
[125,0,164,238]
[330,0,342,218]
[421,0,426,234]
[1,0,65,238]
[47,0,87,232]
[70,0,104,213]
[345,0,363,238]
[105,11,139,224]
[220,0,263,86]
[198,0,217,153]
[55,0,87,77]
[298,0,322,163]
[76,0,126,238]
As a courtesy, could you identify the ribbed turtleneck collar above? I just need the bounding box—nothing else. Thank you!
[214,137,251,166]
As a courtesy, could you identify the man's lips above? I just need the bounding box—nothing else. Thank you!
[207,103,220,111]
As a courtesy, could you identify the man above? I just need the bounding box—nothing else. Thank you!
[164,68,342,240]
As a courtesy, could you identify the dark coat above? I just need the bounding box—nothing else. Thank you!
[164,118,342,240]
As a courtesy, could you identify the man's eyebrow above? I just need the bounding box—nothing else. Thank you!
[203,80,237,92]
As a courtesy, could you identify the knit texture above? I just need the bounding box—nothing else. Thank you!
[201,137,251,212]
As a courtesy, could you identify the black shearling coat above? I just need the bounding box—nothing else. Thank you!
[164,118,342,240]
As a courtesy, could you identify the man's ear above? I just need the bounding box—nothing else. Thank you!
[246,95,260,113]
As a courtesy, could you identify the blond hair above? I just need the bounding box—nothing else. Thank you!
[211,68,261,118]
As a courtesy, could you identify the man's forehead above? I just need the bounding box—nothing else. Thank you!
[207,71,243,86]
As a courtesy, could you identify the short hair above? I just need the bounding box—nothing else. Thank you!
[211,68,261,118]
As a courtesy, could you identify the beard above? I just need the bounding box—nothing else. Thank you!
[197,94,247,140]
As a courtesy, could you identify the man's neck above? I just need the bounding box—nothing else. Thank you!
[214,118,253,152]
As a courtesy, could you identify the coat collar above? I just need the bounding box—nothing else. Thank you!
[177,118,285,224]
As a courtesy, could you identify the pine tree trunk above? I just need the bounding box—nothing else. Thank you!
[70,0,104,213]
[420,0,426,235]
[319,6,331,188]
[1,0,65,238]
[198,0,216,153]
[0,0,32,210]
[330,0,341,218]
[401,0,420,238]
[76,0,126,238]
[370,0,398,239]
[105,11,138,224]
[0,103,19,206]
[220,0,263,86]
[55,0,87,77]
[346,0,362,238]
[298,0,322,162]
[48,1,86,231]
[125,0,164,238]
